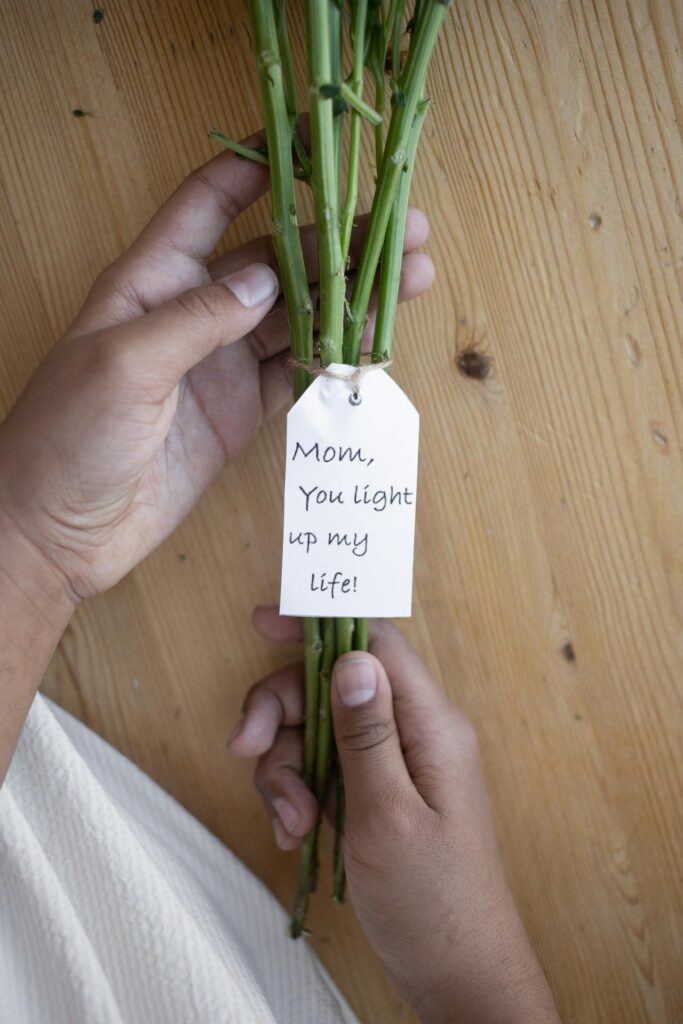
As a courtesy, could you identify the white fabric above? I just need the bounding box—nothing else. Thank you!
[0,695,357,1024]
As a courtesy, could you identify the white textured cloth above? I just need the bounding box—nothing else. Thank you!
[0,695,357,1024]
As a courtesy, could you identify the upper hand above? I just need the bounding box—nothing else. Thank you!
[231,609,560,1024]
[0,139,432,603]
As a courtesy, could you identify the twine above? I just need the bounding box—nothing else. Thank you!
[289,355,393,398]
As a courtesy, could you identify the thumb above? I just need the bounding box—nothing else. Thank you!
[331,653,413,822]
[106,262,279,394]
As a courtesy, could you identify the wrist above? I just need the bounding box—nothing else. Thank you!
[0,507,76,627]
[0,508,75,780]
[413,901,559,1024]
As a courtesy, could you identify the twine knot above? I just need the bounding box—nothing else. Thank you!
[290,356,393,404]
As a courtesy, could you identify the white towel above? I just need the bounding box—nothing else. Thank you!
[0,695,358,1024]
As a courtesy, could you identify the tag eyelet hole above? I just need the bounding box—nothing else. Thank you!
[349,390,362,406]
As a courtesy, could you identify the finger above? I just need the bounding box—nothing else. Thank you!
[70,137,271,336]
[245,301,290,361]
[218,212,431,364]
[251,610,475,816]
[331,652,414,824]
[208,206,430,284]
[360,251,436,350]
[252,606,304,645]
[253,727,318,849]
[228,662,304,758]
[255,252,436,413]
[249,247,434,365]
[368,621,477,814]
[258,352,293,421]
[103,263,279,397]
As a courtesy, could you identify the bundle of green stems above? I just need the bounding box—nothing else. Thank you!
[213,0,450,937]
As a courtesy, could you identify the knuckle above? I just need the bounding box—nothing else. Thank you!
[272,726,303,767]
[252,730,302,795]
[241,679,262,711]
[242,674,281,711]
[346,792,419,865]
[253,760,270,798]
[342,828,384,874]
[91,262,118,298]
[189,167,242,222]
[273,351,293,390]
[454,712,480,761]
[89,334,136,384]
[90,258,129,298]
[438,711,482,783]
[409,749,449,789]
[249,306,287,360]
[88,260,142,316]
[380,790,418,837]
[340,713,397,754]
[173,285,226,328]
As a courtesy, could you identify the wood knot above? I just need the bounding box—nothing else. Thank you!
[456,345,492,381]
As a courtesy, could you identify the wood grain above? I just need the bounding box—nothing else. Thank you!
[1,1,682,1020]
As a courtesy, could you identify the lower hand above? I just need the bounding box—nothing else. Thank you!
[230,609,560,1024]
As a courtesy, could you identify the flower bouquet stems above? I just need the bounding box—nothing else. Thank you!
[214,0,450,937]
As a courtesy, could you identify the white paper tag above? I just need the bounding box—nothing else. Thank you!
[280,364,419,617]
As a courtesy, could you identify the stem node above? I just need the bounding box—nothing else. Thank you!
[257,48,279,69]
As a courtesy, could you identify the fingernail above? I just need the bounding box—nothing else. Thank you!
[272,797,301,836]
[273,817,297,850]
[334,657,377,707]
[222,263,278,307]
[227,713,245,747]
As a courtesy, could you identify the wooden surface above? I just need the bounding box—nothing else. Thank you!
[1,2,682,1020]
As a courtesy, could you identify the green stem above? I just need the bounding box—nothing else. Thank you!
[291,618,335,937]
[369,0,401,167]
[291,823,319,938]
[341,115,361,265]
[411,0,426,38]
[387,0,403,50]
[332,616,354,902]
[340,0,368,263]
[354,617,369,651]
[275,0,312,179]
[208,129,269,166]
[314,618,336,801]
[338,81,383,126]
[247,0,313,398]
[292,121,313,179]
[208,128,309,182]
[276,0,297,118]
[372,98,429,361]
[333,774,346,902]
[344,0,450,365]
[336,617,355,656]
[392,0,406,81]
[306,0,345,366]
[329,0,344,185]
[303,618,322,786]
[371,60,385,170]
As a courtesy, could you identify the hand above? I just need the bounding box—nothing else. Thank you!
[230,609,560,1024]
[0,139,432,603]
